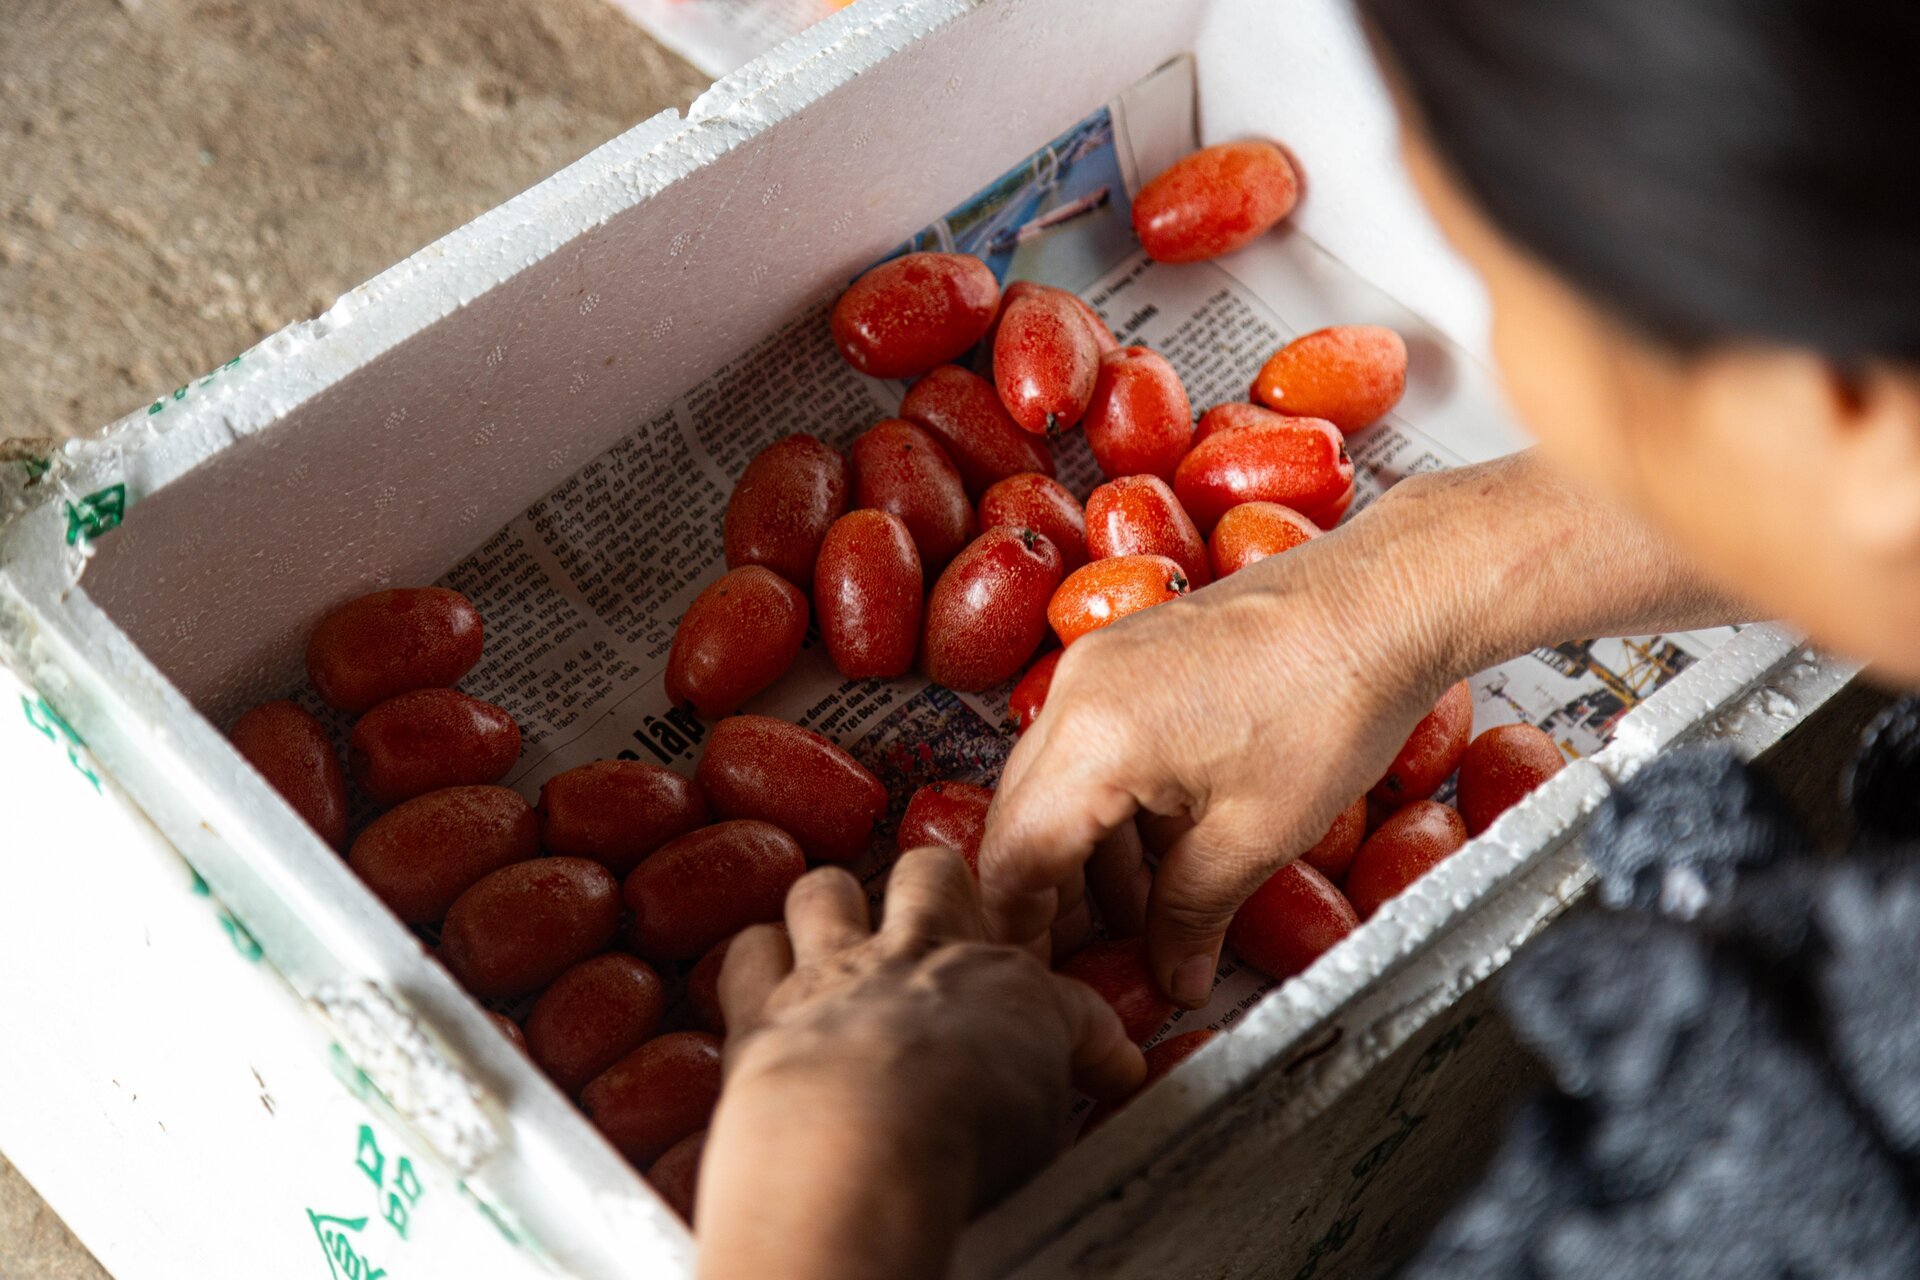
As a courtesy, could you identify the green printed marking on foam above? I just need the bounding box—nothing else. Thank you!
[64,483,126,545]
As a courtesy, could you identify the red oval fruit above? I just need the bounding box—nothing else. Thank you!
[230,700,349,847]
[306,587,484,714]
[850,419,975,571]
[830,252,999,380]
[897,781,995,872]
[1253,325,1408,434]
[683,923,782,1036]
[1048,554,1189,648]
[489,1012,526,1049]
[985,282,1118,357]
[993,290,1100,436]
[1345,801,1469,918]
[1084,347,1194,483]
[525,954,669,1094]
[440,857,622,999]
[922,527,1064,691]
[664,567,808,719]
[348,785,538,924]
[1057,938,1176,1044]
[1194,402,1301,446]
[581,1032,724,1166]
[1226,861,1358,981]
[1009,650,1064,734]
[624,820,806,961]
[348,689,521,806]
[1133,140,1299,264]
[978,473,1088,574]
[1298,795,1368,881]
[536,761,709,878]
[1082,1028,1217,1133]
[1173,417,1354,534]
[1456,724,1567,836]
[813,510,923,680]
[900,365,1056,499]
[1085,474,1211,589]
[1208,502,1321,578]
[722,435,852,588]
[1372,681,1475,807]
[648,1129,708,1224]
[695,716,887,864]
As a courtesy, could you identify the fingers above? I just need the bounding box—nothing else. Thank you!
[882,845,987,944]
[717,924,793,1040]
[1049,972,1147,1101]
[1146,802,1280,1009]
[785,866,872,964]
[1049,867,1094,959]
[1086,821,1151,938]
[979,755,1141,950]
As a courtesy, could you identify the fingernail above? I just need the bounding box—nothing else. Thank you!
[1171,955,1215,1008]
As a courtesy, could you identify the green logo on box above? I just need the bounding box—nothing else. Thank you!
[306,1210,390,1280]
[64,483,126,546]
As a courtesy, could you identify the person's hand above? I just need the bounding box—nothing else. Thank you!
[695,848,1145,1280]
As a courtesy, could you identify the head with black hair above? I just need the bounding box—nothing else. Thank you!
[1362,0,1920,675]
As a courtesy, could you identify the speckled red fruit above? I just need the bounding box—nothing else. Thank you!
[1192,401,1318,446]
[1456,724,1566,836]
[993,290,1099,436]
[722,435,851,588]
[1084,347,1194,483]
[349,785,537,924]
[440,858,622,999]
[1226,861,1358,981]
[306,587,483,714]
[348,689,521,806]
[648,1129,708,1224]
[1048,554,1189,647]
[922,527,1064,691]
[978,473,1088,573]
[525,954,668,1094]
[1082,1028,1217,1132]
[230,700,349,847]
[1253,326,1408,434]
[814,510,922,680]
[1133,140,1299,264]
[850,419,975,571]
[695,716,887,864]
[1009,650,1063,734]
[1345,801,1469,918]
[685,934,733,1034]
[1173,417,1353,534]
[1085,474,1211,588]
[1372,681,1474,807]
[1298,795,1368,881]
[897,781,994,872]
[1057,938,1176,1044]
[664,567,808,719]
[1208,501,1321,578]
[581,1032,723,1166]
[624,820,806,961]
[536,761,709,878]
[830,252,999,380]
[985,282,1118,356]
[901,365,1056,499]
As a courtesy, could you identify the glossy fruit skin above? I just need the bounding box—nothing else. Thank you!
[665,567,808,719]
[1048,554,1190,647]
[993,290,1100,436]
[647,1129,708,1224]
[850,419,976,571]
[525,954,669,1094]
[1345,801,1469,918]
[1082,1028,1217,1133]
[1457,724,1566,836]
[623,820,806,961]
[230,700,349,847]
[922,527,1065,691]
[985,282,1118,357]
[1083,347,1194,483]
[307,587,484,714]
[581,1032,724,1166]
[812,510,923,679]
[830,252,999,379]
[1298,795,1368,881]
[900,365,1056,499]
[722,435,852,588]
[1134,140,1299,264]
[898,781,995,872]
[685,935,733,1034]
[1192,401,1318,446]
[1372,681,1475,807]
[1253,325,1408,434]
[1057,938,1176,1044]
[978,473,1088,573]
[348,689,521,806]
[1173,416,1354,534]
[440,857,622,999]
[695,716,887,864]
[1085,474,1212,589]
[1208,501,1321,578]
[536,761,710,878]
[349,785,538,924]
[1009,650,1063,734]
[488,1012,526,1049]
[1226,861,1359,981]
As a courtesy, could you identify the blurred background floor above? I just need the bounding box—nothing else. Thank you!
[0,1,706,1273]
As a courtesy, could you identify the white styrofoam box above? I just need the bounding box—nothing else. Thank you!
[0,0,1858,1277]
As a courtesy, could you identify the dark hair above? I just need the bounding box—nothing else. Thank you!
[1359,0,1920,363]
